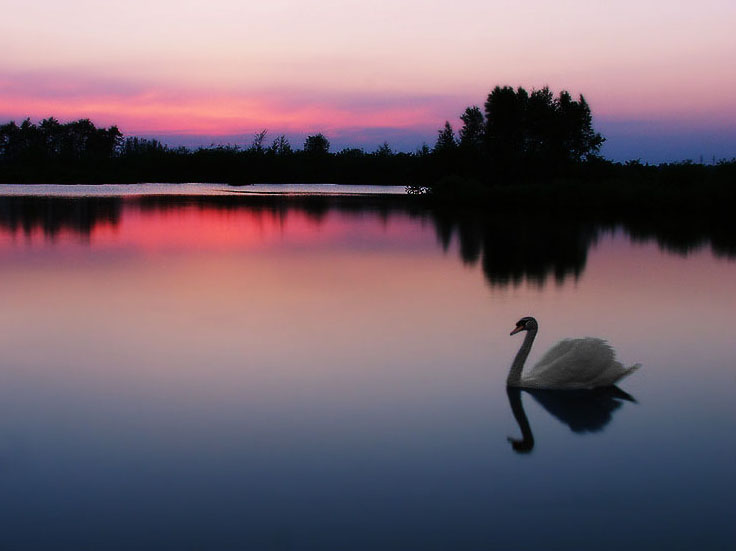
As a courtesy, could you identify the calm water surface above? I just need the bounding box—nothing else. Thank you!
[0,188,734,550]
[0,183,407,196]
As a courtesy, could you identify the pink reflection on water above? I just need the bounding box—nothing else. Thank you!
[0,200,432,255]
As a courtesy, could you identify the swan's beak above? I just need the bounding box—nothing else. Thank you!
[510,325,524,336]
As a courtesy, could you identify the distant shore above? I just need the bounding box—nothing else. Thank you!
[1,112,733,213]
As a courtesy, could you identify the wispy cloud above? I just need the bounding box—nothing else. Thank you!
[1,0,735,160]
[0,69,466,136]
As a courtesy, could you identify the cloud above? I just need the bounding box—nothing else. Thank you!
[3,68,734,162]
[0,69,467,138]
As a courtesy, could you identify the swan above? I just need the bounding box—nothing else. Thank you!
[507,316,640,389]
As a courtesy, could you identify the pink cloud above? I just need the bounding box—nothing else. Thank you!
[0,70,462,136]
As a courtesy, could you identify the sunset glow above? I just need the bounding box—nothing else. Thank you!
[2,0,735,160]
[0,200,431,254]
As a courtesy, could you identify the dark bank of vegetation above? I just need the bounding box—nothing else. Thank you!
[1,84,734,211]
[0,118,419,186]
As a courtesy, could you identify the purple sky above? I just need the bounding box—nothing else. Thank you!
[1,0,735,162]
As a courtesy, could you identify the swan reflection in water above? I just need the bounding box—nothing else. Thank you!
[506,386,636,453]
[505,316,640,453]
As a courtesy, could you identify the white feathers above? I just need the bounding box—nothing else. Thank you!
[524,338,639,389]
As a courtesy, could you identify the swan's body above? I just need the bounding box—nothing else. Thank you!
[508,317,640,389]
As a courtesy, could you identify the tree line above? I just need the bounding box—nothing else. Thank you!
[0,117,424,184]
[1,86,733,198]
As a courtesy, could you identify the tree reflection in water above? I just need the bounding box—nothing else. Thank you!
[0,196,122,240]
[0,194,733,288]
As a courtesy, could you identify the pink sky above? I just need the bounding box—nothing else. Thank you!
[1,0,735,161]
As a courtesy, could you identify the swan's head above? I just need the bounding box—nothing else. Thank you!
[510,316,537,335]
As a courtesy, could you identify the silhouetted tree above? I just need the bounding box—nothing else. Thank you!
[269,135,292,155]
[122,136,168,155]
[524,87,557,162]
[304,133,330,155]
[484,86,529,174]
[250,129,268,153]
[374,142,393,156]
[459,106,485,149]
[557,92,604,162]
[434,121,457,153]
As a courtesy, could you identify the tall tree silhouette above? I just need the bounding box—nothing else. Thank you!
[434,121,457,153]
[250,129,268,153]
[459,106,485,150]
[269,135,292,155]
[484,86,529,175]
[557,92,604,162]
[304,133,330,155]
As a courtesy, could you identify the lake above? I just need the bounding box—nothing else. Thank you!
[0,185,734,550]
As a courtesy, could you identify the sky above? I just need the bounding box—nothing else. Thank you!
[1,0,735,162]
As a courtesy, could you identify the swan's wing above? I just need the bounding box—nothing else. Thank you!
[531,339,587,370]
[525,338,624,389]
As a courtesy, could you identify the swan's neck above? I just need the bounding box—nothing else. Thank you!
[507,328,537,387]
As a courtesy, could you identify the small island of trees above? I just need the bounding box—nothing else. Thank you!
[0,84,733,210]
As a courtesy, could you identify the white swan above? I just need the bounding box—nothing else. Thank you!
[507,316,640,389]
